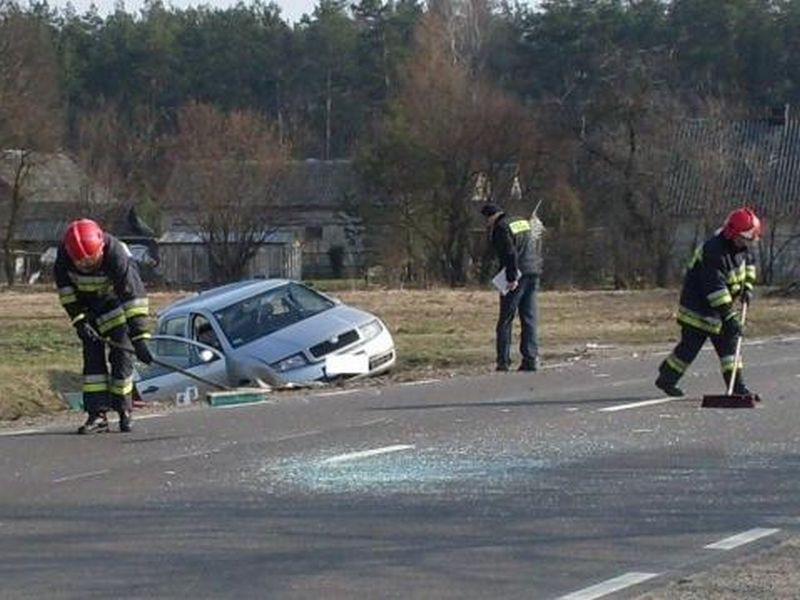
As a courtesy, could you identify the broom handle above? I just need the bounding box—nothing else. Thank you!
[726,302,748,396]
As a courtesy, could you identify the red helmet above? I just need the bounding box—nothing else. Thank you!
[64,219,105,264]
[722,207,761,241]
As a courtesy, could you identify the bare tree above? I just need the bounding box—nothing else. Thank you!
[74,102,164,208]
[577,49,693,287]
[165,102,289,284]
[388,5,541,284]
[0,3,63,284]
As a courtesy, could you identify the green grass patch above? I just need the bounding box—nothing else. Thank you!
[2,287,800,421]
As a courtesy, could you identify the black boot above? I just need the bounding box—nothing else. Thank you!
[518,357,539,372]
[118,411,133,433]
[655,375,685,397]
[655,361,685,397]
[77,413,109,434]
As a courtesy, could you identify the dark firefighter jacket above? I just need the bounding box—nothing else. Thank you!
[490,213,542,282]
[54,233,150,342]
[677,232,756,335]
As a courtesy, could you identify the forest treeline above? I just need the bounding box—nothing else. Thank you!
[3,0,800,286]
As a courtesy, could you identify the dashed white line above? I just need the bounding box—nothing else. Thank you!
[53,469,110,483]
[599,397,674,412]
[558,572,659,600]
[704,527,780,550]
[322,444,415,464]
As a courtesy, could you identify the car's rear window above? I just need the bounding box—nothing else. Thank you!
[214,283,335,348]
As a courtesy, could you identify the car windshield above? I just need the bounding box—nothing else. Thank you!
[214,283,335,348]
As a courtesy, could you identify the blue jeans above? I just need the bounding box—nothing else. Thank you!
[496,273,538,367]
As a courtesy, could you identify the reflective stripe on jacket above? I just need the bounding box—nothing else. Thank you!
[54,233,150,339]
[677,233,755,334]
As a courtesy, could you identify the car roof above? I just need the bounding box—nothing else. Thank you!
[159,278,293,317]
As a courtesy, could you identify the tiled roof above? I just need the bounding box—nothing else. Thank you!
[166,159,361,209]
[0,151,114,205]
[667,117,800,218]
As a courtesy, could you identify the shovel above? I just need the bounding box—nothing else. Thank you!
[701,302,759,408]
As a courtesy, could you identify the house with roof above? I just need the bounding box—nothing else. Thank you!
[666,106,800,284]
[162,159,366,280]
[0,151,161,284]
[0,151,113,283]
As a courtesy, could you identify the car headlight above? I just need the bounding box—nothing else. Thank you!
[359,319,383,341]
[271,353,309,372]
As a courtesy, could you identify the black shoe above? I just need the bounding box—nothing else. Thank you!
[655,376,684,397]
[496,363,510,372]
[118,411,132,433]
[733,383,754,396]
[77,414,109,435]
[518,360,539,372]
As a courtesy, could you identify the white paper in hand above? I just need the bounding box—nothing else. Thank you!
[492,268,519,296]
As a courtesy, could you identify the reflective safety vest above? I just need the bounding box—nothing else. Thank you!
[677,233,756,335]
[490,213,542,278]
[54,233,150,342]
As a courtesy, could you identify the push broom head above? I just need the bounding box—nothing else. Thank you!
[701,393,760,408]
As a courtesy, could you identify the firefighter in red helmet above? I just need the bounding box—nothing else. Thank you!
[55,219,153,433]
[655,207,761,398]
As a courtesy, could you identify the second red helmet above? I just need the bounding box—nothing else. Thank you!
[722,207,761,241]
[63,219,105,263]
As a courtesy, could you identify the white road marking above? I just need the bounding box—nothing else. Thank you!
[599,398,674,412]
[399,379,440,386]
[268,429,324,443]
[322,444,415,464]
[704,527,780,550]
[53,469,110,483]
[558,572,659,600]
[545,361,574,369]
[212,400,273,410]
[131,413,166,420]
[0,428,43,437]
[610,378,647,387]
[314,390,354,398]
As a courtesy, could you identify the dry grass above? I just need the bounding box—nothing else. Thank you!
[2,286,799,421]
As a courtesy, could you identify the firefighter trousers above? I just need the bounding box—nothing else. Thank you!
[81,325,134,416]
[658,325,744,388]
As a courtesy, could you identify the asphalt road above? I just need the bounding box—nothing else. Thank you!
[1,335,799,599]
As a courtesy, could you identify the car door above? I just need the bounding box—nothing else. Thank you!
[134,335,229,405]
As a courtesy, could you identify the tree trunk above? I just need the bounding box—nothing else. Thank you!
[2,153,32,285]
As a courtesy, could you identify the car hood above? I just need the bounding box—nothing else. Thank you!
[238,305,376,364]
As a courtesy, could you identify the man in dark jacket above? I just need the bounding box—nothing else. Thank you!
[481,202,543,372]
[655,207,760,397]
[54,218,154,434]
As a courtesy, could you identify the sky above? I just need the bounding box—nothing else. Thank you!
[53,0,320,23]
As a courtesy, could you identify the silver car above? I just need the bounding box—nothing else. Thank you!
[134,279,395,404]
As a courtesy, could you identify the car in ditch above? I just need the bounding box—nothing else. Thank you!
[134,279,396,404]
